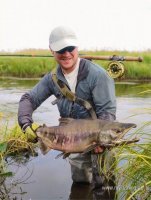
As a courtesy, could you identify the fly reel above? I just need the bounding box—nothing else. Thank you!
[107,61,125,79]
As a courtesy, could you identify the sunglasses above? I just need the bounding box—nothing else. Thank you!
[56,46,76,54]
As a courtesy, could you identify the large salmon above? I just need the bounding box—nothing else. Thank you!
[36,118,138,158]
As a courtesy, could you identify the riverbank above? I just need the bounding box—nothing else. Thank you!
[0,49,151,80]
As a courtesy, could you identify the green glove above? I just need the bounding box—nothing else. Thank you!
[24,123,39,143]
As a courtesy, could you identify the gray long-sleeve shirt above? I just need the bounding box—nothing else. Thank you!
[18,58,116,128]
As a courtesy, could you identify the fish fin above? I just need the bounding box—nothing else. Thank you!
[55,152,70,159]
[82,144,98,154]
[59,118,75,126]
[38,138,51,155]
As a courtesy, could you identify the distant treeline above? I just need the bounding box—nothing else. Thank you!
[0,49,151,80]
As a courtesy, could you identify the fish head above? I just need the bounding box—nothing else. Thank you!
[110,122,137,139]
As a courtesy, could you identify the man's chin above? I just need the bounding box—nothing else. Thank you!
[61,62,74,69]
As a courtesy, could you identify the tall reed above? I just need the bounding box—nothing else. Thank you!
[113,120,151,199]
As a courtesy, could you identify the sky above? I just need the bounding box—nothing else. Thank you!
[0,0,151,52]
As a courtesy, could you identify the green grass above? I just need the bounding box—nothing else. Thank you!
[0,120,37,177]
[97,120,151,199]
[0,56,56,78]
[114,141,151,199]
[112,117,151,199]
[0,49,151,79]
[0,116,38,199]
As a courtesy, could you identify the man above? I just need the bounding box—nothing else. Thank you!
[18,26,116,185]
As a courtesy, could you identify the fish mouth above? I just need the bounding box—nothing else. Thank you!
[118,123,137,139]
[122,123,137,131]
[128,123,137,128]
[125,123,137,131]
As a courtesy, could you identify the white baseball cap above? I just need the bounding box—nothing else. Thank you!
[49,26,78,51]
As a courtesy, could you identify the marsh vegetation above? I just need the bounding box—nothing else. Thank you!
[0,49,151,80]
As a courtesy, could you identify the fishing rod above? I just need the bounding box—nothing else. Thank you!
[0,54,143,79]
[0,54,53,58]
[80,55,143,79]
[80,55,143,62]
[0,54,143,62]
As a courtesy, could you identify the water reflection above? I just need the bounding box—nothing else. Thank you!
[115,81,151,97]
[15,151,72,200]
[1,152,116,200]
[0,78,151,199]
[0,77,39,89]
[69,182,115,200]
[0,155,35,200]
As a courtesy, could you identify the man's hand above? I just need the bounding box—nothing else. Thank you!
[23,123,39,143]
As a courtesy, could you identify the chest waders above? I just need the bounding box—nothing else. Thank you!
[51,73,114,189]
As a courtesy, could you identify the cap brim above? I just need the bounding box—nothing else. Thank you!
[50,38,78,51]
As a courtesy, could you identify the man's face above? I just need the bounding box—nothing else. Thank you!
[51,46,79,74]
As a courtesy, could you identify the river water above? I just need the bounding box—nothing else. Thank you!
[0,78,151,200]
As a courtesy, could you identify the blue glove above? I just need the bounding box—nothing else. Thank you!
[22,123,39,143]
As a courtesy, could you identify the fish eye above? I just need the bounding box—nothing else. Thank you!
[116,129,121,134]
[112,129,121,133]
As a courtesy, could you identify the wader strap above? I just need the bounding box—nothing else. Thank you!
[52,73,97,119]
